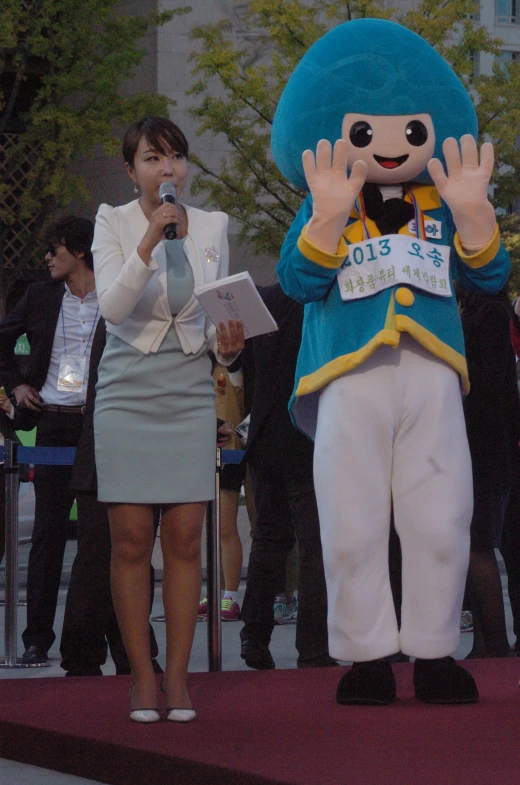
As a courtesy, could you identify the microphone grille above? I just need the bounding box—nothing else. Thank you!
[159,181,177,198]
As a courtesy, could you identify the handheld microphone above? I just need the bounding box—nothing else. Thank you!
[159,181,177,240]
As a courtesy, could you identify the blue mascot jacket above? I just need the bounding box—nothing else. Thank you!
[277,185,511,439]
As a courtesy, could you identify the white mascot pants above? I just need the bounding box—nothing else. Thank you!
[313,335,473,662]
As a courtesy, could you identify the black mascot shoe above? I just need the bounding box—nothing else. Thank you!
[414,656,479,704]
[336,660,396,705]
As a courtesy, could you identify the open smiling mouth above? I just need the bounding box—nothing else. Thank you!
[373,154,409,169]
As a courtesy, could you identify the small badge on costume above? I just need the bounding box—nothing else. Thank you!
[57,354,86,393]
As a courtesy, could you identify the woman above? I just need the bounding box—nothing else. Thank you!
[92,116,244,722]
[459,286,519,658]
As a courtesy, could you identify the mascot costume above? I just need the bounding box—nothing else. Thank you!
[272,19,510,705]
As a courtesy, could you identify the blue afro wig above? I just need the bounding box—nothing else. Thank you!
[272,19,477,189]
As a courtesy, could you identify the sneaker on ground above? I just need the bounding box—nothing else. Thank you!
[273,594,298,625]
[273,594,287,625]
[221,598,240,621]
[460,610,473,633]
[285,596,298,623]
[197,596,208,620]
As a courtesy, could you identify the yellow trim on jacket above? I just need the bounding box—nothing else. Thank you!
[453,225,500,270]
[294,291,470,397]
[297,226,348,268]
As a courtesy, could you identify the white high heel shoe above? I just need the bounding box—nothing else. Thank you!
[130,708,161,723]
[166,707,196,723]
[129,685,160,723]
[160,678,196,722]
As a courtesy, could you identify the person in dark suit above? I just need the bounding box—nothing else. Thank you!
[0,216,99,664]
[59,317,161,676]
[0,392,20,569]
[460,286,520,658]
[240,283,335,669]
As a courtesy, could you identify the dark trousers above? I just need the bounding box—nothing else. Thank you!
[240,467,329,661]
[0,464,5,566]
[60,492,159,673]
[22,411,84,651]
[502,458,520,645]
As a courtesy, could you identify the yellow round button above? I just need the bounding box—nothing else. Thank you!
[395,287,415,307]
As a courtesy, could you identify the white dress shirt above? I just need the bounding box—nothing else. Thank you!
[39,285,99,406]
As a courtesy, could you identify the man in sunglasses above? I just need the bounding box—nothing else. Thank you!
[0,215,99,665]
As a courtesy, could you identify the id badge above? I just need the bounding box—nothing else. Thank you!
[337,234,451,301]
[57,354,86,393]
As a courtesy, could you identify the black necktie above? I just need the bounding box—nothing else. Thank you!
[362,182,415,236]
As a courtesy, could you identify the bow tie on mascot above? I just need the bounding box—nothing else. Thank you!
[273,18,510,705]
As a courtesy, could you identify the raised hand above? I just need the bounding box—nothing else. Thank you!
[427,135,497,252]
[304,139,368,254]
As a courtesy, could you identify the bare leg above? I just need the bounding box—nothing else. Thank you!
[109,504,157,710]
[466,547,512,658]
[160,501,205,708]
[220,489,242,593]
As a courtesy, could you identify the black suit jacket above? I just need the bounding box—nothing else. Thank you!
[462,295,520,490]
[70,317,106,493]
[242,284,314,477]
[0,281,65,395]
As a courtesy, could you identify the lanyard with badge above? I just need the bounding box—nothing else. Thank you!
[337,186,451,301]
[57,304,99,393]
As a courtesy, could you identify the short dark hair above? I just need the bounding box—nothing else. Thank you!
[42,216,94,270]
[122,116,189,166]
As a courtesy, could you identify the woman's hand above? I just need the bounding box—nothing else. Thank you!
[427,136,497,253]
[217,421,233,447]
[217,320,245,357]
[304,138,368,253]
[137,203,187,265]
[0,394,13,414]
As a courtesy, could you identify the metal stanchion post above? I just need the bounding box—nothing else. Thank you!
[206,446,222,672]
[1,439,48,668]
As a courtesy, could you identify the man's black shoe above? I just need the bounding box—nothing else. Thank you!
[240,640,275,670]
[65,667,103,677]
[414,656,479,704]
[297,655,340,668]
[21,645,49,665]
[336,660,396,705]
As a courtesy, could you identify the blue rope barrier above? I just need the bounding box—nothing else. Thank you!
[220,449,245,465]
[0,445,245,466]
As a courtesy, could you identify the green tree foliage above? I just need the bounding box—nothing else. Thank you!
[186,0,519,258]
[0,0,189,313]
[498,214,520,297]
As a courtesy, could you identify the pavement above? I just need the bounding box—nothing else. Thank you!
[0,502,517,785]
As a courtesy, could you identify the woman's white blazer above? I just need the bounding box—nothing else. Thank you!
[92,198,230,357]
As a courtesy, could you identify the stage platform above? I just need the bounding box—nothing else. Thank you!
[0,660,519,785]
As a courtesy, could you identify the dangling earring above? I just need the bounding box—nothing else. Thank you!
[134,184,139,194]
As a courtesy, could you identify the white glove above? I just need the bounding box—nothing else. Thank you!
[303,139,368,253]
[428,135,497,253]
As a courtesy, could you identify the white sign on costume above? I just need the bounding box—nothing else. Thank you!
[337,234,451,301]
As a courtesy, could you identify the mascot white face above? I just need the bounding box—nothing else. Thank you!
[341,113,435,185]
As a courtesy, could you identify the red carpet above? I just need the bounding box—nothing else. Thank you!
[0,660,519,785]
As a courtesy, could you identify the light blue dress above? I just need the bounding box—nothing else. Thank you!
[94,239,216,503]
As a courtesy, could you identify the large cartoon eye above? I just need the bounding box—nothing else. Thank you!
[349,121,373,148]
[405,120,428,147]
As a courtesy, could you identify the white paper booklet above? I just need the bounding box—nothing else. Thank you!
[193,271,278,339]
